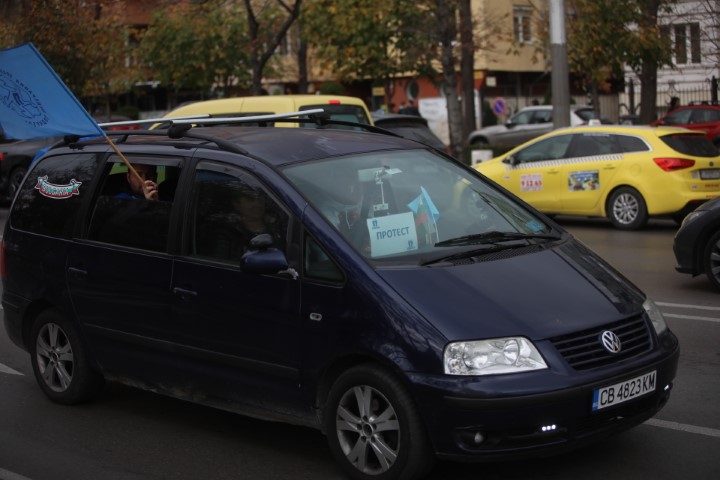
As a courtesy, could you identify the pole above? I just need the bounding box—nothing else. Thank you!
[550,0,570,128]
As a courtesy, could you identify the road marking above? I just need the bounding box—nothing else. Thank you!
[645,418,720,438]
[0,362,23,376]
[657,302,720,311]
[664,313,720,324]
[657,302,720,323]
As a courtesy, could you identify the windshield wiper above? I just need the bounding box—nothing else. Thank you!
[434,230,561,247]
[420,231,562,266]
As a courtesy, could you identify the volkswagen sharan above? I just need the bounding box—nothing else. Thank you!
[1,113,679,480]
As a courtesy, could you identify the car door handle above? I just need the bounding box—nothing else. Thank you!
[547,168,560,174]
[173,287,198,300]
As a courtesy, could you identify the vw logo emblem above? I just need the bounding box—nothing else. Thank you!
[600,330,622,354]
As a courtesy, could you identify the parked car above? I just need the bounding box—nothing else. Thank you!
[0,135,62,203]
[2,114,679,480]
[474,125,720,230]
[371,112,449,154]
[651,104,720,146]
[467,105,611,149]
[158,94,373,129]
[673,196,720,289]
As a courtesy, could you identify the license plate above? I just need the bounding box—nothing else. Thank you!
[700,169,720,180]
[592,371,656,411]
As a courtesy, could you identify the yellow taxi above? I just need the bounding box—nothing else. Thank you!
[473,125,720,229]
[159,94,373,128]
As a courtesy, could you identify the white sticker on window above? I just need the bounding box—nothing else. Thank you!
[368,212,418,257]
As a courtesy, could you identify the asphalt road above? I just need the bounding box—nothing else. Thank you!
[0,213,718,480]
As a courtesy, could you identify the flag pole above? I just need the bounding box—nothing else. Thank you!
[103,136,144,184]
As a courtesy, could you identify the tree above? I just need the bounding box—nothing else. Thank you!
[0,0,132,111]
[565,0,638,114]
[624,0,676,123]
[302,0,438,107]
[436,0,464,159]
[138,0,252,105]
[565,0,675,122]
[243,0,303,95]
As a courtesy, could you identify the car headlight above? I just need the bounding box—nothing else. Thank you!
[444,337,548,375]
[643,298,668,335]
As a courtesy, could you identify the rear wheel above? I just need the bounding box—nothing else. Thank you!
[30,310,104,404]
[324,365,434,480]
[703,230,720,290]
[7,166,28,201]
[607,187,648,230]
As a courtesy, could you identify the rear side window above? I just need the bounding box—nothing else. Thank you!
[661,134,719,157]
[616,135,650,153]
[87,158,181,252]
[299,104,371,128]
[10,153,98,238]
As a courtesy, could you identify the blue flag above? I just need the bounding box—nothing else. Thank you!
[0,43,105,140]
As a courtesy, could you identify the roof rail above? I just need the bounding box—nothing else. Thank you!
[97,114,211,129]
[169,109,326,125]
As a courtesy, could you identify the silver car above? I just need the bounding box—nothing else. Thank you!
[468,105,610,148]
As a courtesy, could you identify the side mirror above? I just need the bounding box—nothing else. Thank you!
[504,155,520,166]
[241,248,289,275]
[240,233,289,275]
[505,120,516,128]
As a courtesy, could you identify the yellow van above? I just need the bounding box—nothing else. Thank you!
[161,94,373,128]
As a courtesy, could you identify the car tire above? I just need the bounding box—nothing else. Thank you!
[324,364,434,480]
[607,187,648,230]
[30,309,104,404]
[7,165,28,202]
[703,230,720,290]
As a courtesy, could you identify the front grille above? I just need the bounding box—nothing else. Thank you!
[550,315,652,370]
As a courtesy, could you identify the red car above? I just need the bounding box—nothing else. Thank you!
[652,104,720,146]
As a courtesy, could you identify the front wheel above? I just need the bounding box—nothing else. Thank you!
[30,310,104,404]
[703,230,720,290]
[324,365,434,480]
[607,187,648,230]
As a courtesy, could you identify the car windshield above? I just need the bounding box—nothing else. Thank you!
[283,149,559,265]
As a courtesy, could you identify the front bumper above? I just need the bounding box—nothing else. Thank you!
[407,332,679,460]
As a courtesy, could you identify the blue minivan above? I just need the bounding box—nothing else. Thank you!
[1,115,679,480]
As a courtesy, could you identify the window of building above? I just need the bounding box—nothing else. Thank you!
[513,5,533,44]
[663,23,702,65]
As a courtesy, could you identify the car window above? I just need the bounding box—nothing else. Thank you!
[510,110,534,125]
[660,133,719,157]
[87,158,180,252]
[512,134,573,163]
[284,149,553,264]
[304,234,344,282]
[10,152,99,238]
[299,104,371,129]
[531,110,552,123]
[566,133,621,157]
[188,163,289,263]
[616,135,650,153]
[691,108,720,124]
[664,109,693,125]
